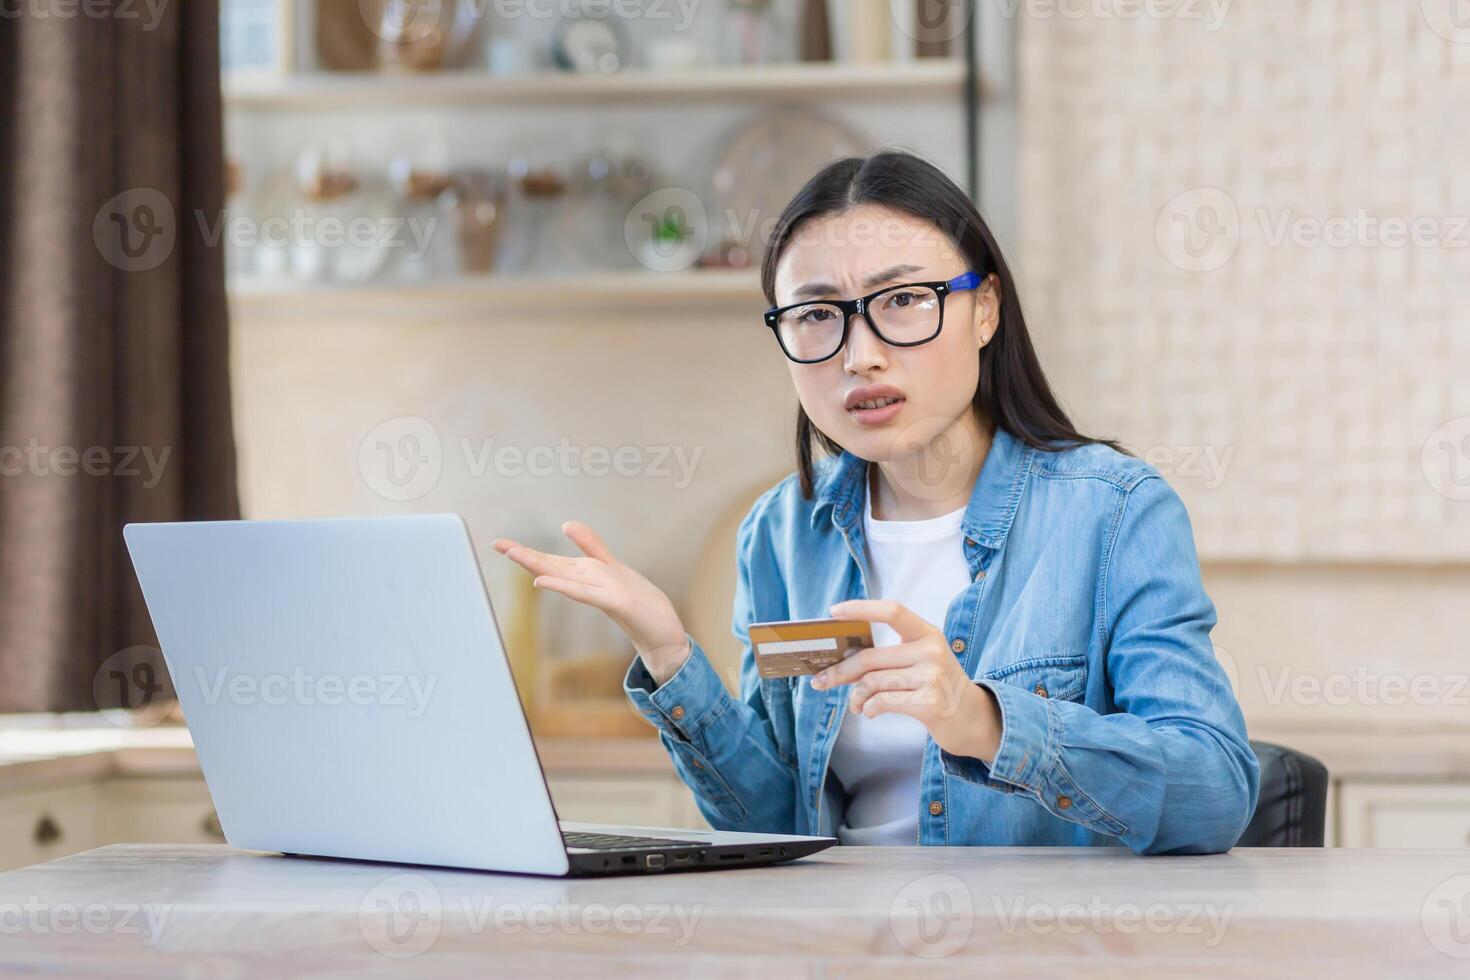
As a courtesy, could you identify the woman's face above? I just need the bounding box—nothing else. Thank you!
[771,204,1000,465]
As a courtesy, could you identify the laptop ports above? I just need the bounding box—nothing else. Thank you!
[645,854,666,870]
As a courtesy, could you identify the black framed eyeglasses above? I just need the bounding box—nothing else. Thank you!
[763,271,983,364]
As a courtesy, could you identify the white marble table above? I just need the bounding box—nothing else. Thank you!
[0,845,1466,977]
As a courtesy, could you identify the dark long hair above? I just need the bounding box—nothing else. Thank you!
[761,151,1121,497]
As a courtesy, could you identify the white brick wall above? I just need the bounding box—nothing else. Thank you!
[1016,1,1470,561]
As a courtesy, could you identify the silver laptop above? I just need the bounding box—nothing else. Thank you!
[123,514,834,876]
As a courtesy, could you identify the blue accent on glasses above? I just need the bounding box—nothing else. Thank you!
[946,271,982,293]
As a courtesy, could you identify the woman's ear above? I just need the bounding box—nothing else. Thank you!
[974,273,1002,348]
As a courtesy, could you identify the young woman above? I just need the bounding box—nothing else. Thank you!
[494,151,1258,855]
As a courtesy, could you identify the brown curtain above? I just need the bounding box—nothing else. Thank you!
[0,0,239,712]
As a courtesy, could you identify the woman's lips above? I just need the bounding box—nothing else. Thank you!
[847,396,905,426]
[844,384,907,427]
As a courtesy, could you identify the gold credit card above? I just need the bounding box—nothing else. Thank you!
[748,618,873,678]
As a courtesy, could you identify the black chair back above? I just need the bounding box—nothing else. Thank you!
[1237,741,1329,846]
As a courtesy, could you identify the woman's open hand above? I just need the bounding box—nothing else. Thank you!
[491,522,691,685]
[811,599,1002,762]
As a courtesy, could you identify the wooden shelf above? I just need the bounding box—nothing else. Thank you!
[224,60,975,109]
[227,269,763,320]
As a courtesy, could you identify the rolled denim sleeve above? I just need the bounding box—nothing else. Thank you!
[623,500,799,832]
[940,475,1260,854]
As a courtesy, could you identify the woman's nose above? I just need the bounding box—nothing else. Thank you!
[843,313,888,375]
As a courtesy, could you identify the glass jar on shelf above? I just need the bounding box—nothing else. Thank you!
[722,0,795,65]
[389,143,457,282]
[448,168,508,277]
[552,150,657,273]
[495,157,570,276]
[374,0,481,72]
[252,145,397,285]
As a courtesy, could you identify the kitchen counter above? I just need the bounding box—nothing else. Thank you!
[5,724,1469,792]
[0,844,1465,976]
[0,726,670,792]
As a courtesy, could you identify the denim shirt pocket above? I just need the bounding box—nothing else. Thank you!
[981,653,1089,702]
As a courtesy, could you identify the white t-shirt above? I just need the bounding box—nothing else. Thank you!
[827,488,972,845]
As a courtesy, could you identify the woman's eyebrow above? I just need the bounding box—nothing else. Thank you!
[862,264,925,289]
[791,264,927,300]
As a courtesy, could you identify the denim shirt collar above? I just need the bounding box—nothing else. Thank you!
[810,425,1035,550]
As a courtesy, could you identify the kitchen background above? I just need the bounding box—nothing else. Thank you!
[224,0,996,735]
[3,0,1468,866]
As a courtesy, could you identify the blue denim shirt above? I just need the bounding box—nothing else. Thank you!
[624,427,1259,854]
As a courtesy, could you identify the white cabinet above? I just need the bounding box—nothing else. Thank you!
[0,777,225,872]
[0,770,707,872]
[101,778,226,846]
[8,766,1470,868]
[0,782,104,872]
[1338,781,1470,848]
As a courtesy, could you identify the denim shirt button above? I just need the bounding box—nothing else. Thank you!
[950,638,966,654]
[928,800,944,816]
[1057,795,1073,810]
[670,706,686,721]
